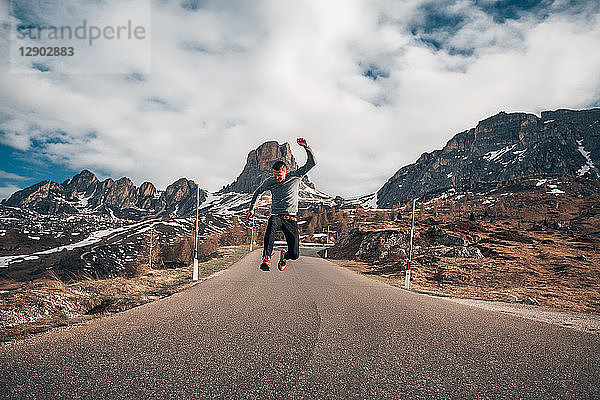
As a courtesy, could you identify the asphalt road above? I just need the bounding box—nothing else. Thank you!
[1,250,599,399]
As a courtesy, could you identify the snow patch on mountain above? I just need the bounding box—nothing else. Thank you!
[343,193,378,209]
[576,140,596,176]
[512,148,527,162]
[483,144,517,162]
[0,221,146,268]
[76,192,94,209]
[365,193,378,209]
[200,191,253,215]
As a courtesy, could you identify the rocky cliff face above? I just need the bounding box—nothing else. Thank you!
[162,178,207,216]
[221,141,314,193]
[377,108,600,208]
[3,180,69,214]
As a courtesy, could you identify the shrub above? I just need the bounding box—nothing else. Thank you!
[198,233,220,260]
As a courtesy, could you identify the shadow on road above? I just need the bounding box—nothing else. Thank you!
[273,245,326,259]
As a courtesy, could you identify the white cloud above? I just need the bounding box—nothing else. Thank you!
[0,129,32,151]
[0,0,599,197]
[0,184,22,200]
[0,170,28,180]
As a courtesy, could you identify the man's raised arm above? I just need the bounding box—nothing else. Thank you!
[293,137,316,177]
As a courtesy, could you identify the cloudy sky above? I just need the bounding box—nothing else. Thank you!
[1,0,599,200]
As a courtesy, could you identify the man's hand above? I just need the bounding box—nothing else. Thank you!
[246,209,254,221]
[297,137,308,148]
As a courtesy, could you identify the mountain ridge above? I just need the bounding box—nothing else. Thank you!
[1,141,330,218]
[1,169,208,219]
[376,108,600,207]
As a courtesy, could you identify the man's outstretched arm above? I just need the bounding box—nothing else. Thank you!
[292,137,316,177]
[246,178,271,219]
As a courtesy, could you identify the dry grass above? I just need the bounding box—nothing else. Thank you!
[327,225,600,315]
[0,245,250,343]
[324,177,600,315]
[413,226,600,313]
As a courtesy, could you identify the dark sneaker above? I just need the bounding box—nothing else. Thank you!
[278,249,287,271]
[260,256,271,271]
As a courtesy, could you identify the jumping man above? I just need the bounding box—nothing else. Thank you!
[246,138,316,271]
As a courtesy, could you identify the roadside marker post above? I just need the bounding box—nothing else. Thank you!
[324,225,330,258]
[193,184,200,281]
[405,198,416,290]
[193,258,199,281]
[149,227,154,270]
[249,215,255,252]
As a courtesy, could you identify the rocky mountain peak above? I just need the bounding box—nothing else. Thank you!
[249,141,297,171]
[162,178,206,216]
[139,182,156,197]
[63,169,99,196]
[221,141,301,194]
[103,177,137,208]
[165,178,196,201]
[77,169,96,179]
[137,182,157,209]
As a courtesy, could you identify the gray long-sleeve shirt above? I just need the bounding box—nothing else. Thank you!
[249,146,316,216]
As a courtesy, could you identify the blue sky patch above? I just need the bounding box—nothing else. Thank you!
[32,62,50,72]
[362,64,390,80]
[476,0,552,23]
[408,0,557,53]
[126,72,146,82]
[0,143,80,198]
[180,0,206,12]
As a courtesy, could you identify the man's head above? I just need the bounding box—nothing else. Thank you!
[272,160,287,182]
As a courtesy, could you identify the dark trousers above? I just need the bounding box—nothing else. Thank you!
[263,215,300,260]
